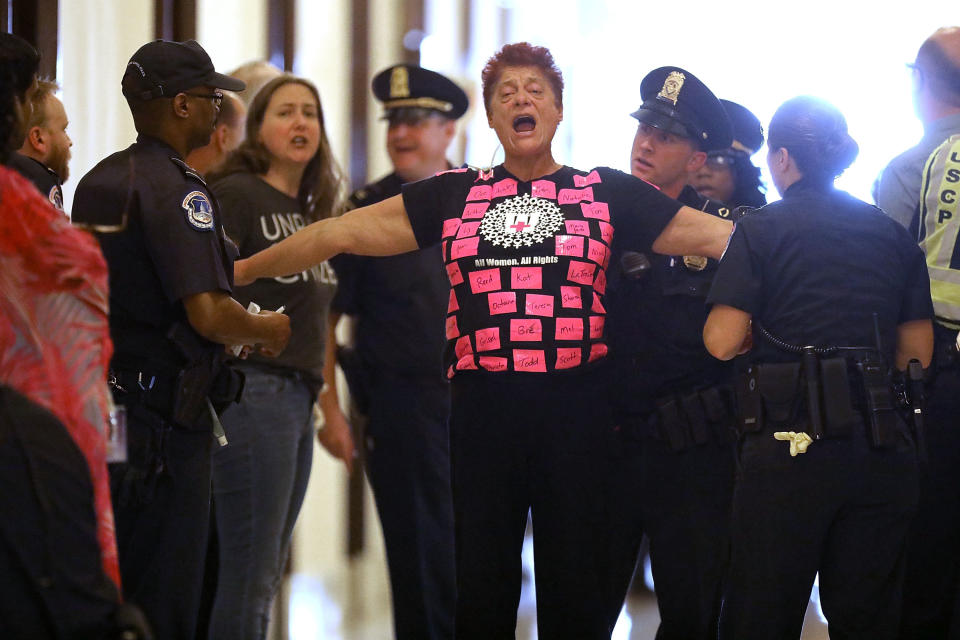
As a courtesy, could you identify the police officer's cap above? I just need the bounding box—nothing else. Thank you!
[631,66,732,151]
[720,99,764,155]
[122,40,246,101]
[372,64,468,121]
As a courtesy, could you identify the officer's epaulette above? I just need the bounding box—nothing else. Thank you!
[169,157,207,185]
[731,205,758,222]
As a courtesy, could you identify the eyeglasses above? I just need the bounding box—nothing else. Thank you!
[706,151,741,168]
[184,91,224,108]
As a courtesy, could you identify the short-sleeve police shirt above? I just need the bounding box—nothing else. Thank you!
[401,165,682,376]
[707,177,933,365]
[71,135,233,367]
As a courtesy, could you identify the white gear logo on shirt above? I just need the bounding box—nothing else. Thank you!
[479,194,564,249]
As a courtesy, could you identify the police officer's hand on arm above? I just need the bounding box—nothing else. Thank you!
[652,207,733,261]
[182,291,291,356]
[235,194,417,285]
[316,311,355,472]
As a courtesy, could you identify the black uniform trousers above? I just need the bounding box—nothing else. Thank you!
[604,426,735,639]
[720,423,919,640]
[364,372,455,640]
[898,336,960,639]
[0,385,123,640]
[109,400,212,640]
[450,370,613,640]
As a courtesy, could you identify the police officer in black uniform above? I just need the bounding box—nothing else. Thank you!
[7,149,63,209]
[71,40,291,640]
[603,66,736,639]
[704,95,934,639]
[329,64,467,640]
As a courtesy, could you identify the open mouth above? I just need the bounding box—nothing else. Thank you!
[513,115,536,133]
[292,136,309,147]
[633,157,653,170]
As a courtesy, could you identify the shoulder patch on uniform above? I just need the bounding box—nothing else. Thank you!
[48,184,64,211]
[182,190,214,230]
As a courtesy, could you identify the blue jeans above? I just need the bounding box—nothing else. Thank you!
[208,365,315,640]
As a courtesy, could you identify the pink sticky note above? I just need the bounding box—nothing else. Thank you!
[567,260,596,285]
[581,201,610,220]
[455,335,473,359]
[589,315,605,339]
[451,237,480,260]
[565,220,590,236]
[594,268,607,294]
[479,356,508,372]
[493,178,518,198]
[455,355,478,371]
[591,292,606,314]
[573,169,601,187]
[446,365,455,379]
[513,349,547,372]
[589,342,608,363]
[445,315,459,339]
[556,347,582,370]
[467,185,493,201]
[531,180,557,199]
[555,317,584,341]
[511,267,542,289]
[441,240,448,260]
[456,221,481,239]
[448,289,459,313]
[475,327,501,352]
[558,186,594,205]
[469,268,501,294]
[462,202,490,219]
[598,221,614,245]
[561,286,582,308]
[442,218,462,238]
[510,319,543,342]
[488,291,517,315]
[446,262,464,286]
[524,293,555,317]
[588,238,609,266]
[555,235,585,257]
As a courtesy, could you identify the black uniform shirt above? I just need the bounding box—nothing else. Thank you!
[402,165,681,376]
[707,176,933,366]
[606,185,733,406]
[72,135,233,371]
[330,172,449,376]
[7,151,64,210]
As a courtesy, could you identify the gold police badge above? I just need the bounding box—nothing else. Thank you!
[683,255,708,271]
[390,66,410,98]
[657,71,685,106]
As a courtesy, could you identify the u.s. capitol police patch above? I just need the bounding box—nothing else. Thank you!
[48,185,64,211]
[182,190,214,230]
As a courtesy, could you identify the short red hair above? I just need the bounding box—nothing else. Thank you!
[481,42,563,116]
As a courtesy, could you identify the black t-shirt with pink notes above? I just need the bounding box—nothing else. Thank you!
[401,164,681,377]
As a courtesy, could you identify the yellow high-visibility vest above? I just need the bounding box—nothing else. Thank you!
[919,134,960,329]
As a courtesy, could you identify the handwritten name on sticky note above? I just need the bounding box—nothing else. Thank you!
[561,286,582,308]
[511,266,542,289]
[581,201,610,220]
[558,186,594,205]
[448,289,459,313]
[587,239,609,266]
[442,218,462,238]
[455,355,478,370]
[589,315,605,339]
[467,185,493,201]
[589,342,608,363]
[479,356,509,372]
[556,347,582,369]
[462,202,490,219]
[555,235,585,257]
[555,317,583,341]
[598,221,614,245]
[451,237,480,260]
[488,291,517,315]
[475,327,501,352]
[456,221,481,239]
[573,170,601,187]
[446,262,464,286]
[591,292,605,314]
[524,293,555,317]
[469,268,501,294]
[594,268,607,294]
[565,220,589,236]
[445,315,459,339]
[513,349,547,372]
[531,180,557,199]
[567,260,596,285]
[493,178,518,197]
[510,319,543,341]
[455,335,473,359]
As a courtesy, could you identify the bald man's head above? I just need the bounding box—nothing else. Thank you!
[915,27,960,110]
